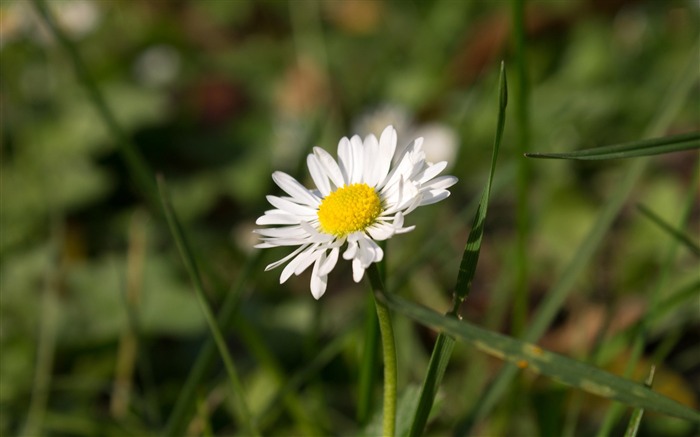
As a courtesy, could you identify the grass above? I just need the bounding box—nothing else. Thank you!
[3,1,699,436]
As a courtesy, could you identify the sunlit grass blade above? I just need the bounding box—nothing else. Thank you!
[380,292,700,423]
[637,204,700,257]
[408,62,507,437]
[623,366,656,437]
[157,176,260,437]
[525,131,699,160]
[458,52,699,435]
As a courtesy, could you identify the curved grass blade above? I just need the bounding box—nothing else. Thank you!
[637,204,700,257]
[157,176,260,437]
[408,62,507,437]
[525,132,699,160]
[381,292,700,424]
[623,366,656,437]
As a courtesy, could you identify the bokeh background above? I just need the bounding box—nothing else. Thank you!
[1,0,699,435]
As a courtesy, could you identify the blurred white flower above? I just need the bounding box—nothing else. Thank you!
[355,104,458,170]
[133,45,182,88]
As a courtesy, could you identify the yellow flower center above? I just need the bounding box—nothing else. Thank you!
[317,183,382,236]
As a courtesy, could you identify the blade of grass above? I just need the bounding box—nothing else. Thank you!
[596,156,700,436]
[30,0,160,210]
[623,366,656,437]
[637,203,700,257]
[525,132,699,160]
[408,62,507,437]
[456,51,699,435]
[162,251,262,436]
[380,292,700,423]
[511,0,531,339]
[157,176,259,437]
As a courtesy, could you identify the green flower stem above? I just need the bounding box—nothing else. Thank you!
[367,264,397,437]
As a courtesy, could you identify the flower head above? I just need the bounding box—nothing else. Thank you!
[255,125,457,299]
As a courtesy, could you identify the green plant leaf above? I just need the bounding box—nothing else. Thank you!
[637,204,700,257]
[525,131,699,160]
[381,292,700,424]
[408,62,507,437]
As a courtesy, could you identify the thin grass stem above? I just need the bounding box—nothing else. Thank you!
[157,176,259,437]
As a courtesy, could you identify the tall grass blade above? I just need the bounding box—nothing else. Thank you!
[381,292,700,423]
[457,52,699,435]
[637,204,700,257]
[408,62,507,437]
[157,176,260,437]
[525,132,699,160]
[623,366,656,437]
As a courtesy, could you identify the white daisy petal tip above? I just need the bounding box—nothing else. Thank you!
[255,124,456,298]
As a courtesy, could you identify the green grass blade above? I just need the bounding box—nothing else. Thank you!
[454,61,508,307]
[163,251,262,436]
[637,204,700,257]
[458,51,699,435]
[511,0,531,338]
[157,176,260,437]
[407,333,456,437]
[525,132,699,160]
[380,292,700,423]
[623,366,656,437]
[408,62,507,437]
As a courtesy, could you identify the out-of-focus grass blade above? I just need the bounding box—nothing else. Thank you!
[408,62,507,437]
[459,53,699,435]
[525,132,699,160]
[157,176,260,437]
[623,366,656,437]
[381,292,700,423]
[637,204,700,257]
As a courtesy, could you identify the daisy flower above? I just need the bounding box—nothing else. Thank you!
[255,125,457,299]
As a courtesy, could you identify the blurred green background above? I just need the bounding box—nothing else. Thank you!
[1,0,698,435]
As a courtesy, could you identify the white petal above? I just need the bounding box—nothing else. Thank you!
[352,257,365,282]
[307,154,331,196]
[310,257,328,299]
[318,246,339,276]
[280,245,319,283]
[313,147,346,188]
[363,134,380,186]
[263,244,308,271]
[421,175,458,191]
[266,195,317,217]
[419,190,451,206]
[272,171,320,206]
[350,135,364,184]
[343,239,358,260]
[358,236,383,266]
[416,161,448,184]
[254,226,306,238]
[366,222,395,241]
[337,137,352,183]
[256,213,299,225]
[376,126,397,188]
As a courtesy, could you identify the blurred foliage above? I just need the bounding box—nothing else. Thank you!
[1,0,698,436]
